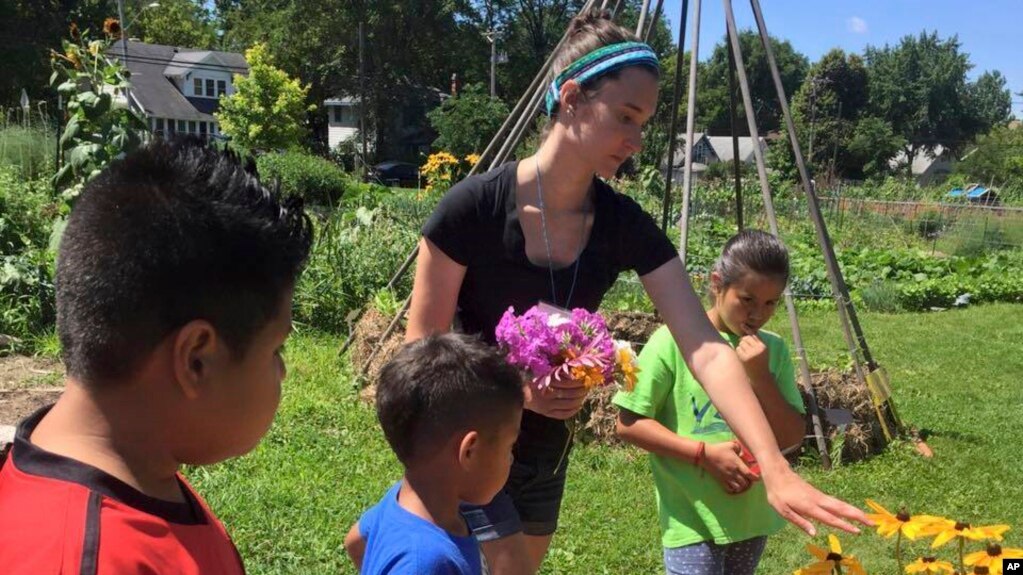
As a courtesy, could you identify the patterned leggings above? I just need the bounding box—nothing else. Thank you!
[663,536,767,575]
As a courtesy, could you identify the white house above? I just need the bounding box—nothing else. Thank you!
[665,132,767,181]
[324,96,361,150]
[111,40,248,139]
[889,146,953,186]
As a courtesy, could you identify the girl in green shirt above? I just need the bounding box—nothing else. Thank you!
[614,230,806,575]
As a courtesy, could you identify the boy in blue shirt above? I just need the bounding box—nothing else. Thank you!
[345,334,524,574]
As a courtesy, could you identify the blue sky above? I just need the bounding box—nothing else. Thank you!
[659,0,1022,117]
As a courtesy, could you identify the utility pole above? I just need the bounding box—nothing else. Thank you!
[117,0,129,102]
[359,21,368,179]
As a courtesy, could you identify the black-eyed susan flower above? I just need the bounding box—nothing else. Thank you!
[866,500,944,539]
[905,556,955,574]
[793,534,867,575]
[920,520,1010,548]
[965,542,1023,574]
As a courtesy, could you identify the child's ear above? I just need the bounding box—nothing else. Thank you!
[172,320,219,400]
[709,271,723,295]
[457,431,480,470]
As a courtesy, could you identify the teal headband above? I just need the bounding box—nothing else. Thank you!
[545,41,660,117]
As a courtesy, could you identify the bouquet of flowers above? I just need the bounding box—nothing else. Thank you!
[494,304,640,393]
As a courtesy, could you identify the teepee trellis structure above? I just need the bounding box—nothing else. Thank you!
[343,0,903,468]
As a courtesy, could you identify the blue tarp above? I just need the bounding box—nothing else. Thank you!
[967,186,990,198]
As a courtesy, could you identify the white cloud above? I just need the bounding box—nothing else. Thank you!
[847,16,868,34]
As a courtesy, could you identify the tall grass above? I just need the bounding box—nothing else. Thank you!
[0,105,57,182]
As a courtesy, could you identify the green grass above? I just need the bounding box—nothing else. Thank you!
[190,304,1023,574]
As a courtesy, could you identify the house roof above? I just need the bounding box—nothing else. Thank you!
[667,132,766,167]
[110,40,248,122]
[889,146,951,176]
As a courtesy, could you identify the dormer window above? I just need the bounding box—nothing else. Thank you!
[217,80,226,97]
[206,79,215,97]
[194,78,202,95]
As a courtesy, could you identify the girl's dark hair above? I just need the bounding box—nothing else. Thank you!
[711,229,790,289]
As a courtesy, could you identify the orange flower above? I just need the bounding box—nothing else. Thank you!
[905,556,955,574]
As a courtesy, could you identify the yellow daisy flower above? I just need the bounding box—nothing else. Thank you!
[793,534,867,575]
[919,520,1011,548]
[905,556,955,574]
[965,542,1023,573]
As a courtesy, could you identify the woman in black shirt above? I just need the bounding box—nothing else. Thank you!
[406,10,869,574]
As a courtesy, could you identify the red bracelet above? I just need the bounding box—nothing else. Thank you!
[693,441,706,467]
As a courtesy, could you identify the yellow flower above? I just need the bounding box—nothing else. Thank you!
[965,542,1023,573]
[905,556,955,574]
[794,534,868,575]
[615,342,639,391]
[465,153,481,167]
[866,500,943,539]
[919,520,1011,548]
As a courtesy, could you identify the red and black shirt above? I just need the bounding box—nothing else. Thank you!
[0,406,246,574]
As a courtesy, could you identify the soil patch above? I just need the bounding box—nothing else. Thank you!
[0,355,63,426]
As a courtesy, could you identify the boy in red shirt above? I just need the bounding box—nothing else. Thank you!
[0,138,312,574]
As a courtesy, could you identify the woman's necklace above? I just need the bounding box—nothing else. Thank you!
[535,158,587,309]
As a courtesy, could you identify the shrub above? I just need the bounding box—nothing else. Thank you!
[292,192,436,333]
[0,166,60,347]
[256,150,349,206]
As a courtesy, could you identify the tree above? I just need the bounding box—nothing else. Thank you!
[0,0,117,104]
[965,70,1012,134]
[863,31,1007,168]
[956,125,1023,203]
[215,43,313,152]
[428,83,510,157]
[130,0,217,49]
[782,49,870,179]
[695,31,808,136]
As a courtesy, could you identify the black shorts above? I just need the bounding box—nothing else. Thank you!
[460,454,570,541]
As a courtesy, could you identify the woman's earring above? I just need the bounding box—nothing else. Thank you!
[567,107,575,117]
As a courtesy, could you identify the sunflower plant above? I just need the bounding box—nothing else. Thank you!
[50,19,148,200]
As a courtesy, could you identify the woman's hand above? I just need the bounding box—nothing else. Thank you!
[525,378,588,420]
[702,440,759,495]
[761,462,873,536]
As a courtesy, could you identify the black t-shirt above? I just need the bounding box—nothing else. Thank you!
[422,161,678,458]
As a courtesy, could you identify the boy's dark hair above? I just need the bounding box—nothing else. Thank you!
[56,137,313,384]
[376,334,524,465]
[712,229,790,289]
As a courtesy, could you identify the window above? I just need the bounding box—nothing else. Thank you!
[217,80,227,97]
[199,122,207,137]
[210,123,217,135]
[206,79,215,97]
[155,118,165,135]
[188,121,197,134]
[178,120,187,133]
[194,78,203,96]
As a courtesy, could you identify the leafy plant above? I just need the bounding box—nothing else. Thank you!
[50,19,149,199]
[256,150,349,206]
[215,43,314,153]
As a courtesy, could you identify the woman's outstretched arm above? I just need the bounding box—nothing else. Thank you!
[641,256,871,536]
